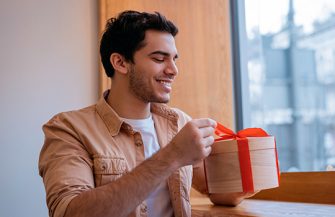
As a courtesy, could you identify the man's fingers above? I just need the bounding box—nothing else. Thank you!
[204,145,213,156]
[193,118,217,128]
[199,126,215,138]
[202,136,215,148]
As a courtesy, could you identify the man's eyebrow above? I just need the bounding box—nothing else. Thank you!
[149,51,179,59]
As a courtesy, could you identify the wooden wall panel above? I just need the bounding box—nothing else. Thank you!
[99,0,233,127]
[251,171,335,204]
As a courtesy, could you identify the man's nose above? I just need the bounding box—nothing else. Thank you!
[165,60,178,76]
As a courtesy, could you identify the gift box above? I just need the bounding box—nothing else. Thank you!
[204,123,280,194]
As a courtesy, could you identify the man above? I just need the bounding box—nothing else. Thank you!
[39,10,251,217]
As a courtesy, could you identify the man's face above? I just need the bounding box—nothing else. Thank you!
[127,30,179,104]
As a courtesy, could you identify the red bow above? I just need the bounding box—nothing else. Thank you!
[215,123,269,141]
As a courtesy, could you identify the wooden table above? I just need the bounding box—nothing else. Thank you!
[191,197,335,217]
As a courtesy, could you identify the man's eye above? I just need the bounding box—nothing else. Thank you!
[153,58,164,62]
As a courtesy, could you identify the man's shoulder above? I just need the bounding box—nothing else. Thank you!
[45,104,97,127]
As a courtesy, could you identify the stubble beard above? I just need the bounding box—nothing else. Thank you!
[128,66,170,104]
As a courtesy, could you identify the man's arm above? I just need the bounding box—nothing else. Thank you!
[64,145,179,217]
[40,118,216,217]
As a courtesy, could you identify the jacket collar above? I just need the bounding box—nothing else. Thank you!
[96,90,179,136]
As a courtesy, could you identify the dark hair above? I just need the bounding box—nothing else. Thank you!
[100,10,178,77]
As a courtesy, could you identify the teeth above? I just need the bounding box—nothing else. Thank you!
[158,80,171,86]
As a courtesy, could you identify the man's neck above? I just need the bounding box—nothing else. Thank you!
[107,85,151,119]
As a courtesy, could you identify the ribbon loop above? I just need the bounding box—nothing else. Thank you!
[215,123,269,141]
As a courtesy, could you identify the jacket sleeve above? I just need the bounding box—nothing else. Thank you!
[38,113,94,217]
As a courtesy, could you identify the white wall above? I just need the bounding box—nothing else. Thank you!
[0,1,99,216]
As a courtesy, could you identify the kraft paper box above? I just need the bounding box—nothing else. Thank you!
[204,125,280,194]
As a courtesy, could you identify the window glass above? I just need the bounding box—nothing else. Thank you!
[244,0,335,171]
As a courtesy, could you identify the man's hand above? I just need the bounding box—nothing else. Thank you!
[63,118,217,217]
[209,191,260,206]
[167,118,217,167]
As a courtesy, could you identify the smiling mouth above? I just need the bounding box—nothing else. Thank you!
[156,78,173,92]
[157,80,172,86]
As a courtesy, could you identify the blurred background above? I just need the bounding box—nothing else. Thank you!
[243,0,335,172]
[2,0,335,216]
[0,1,98,216]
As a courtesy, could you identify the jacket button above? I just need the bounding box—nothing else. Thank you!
[141,204,147,213]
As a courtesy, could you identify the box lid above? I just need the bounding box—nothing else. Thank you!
[211,136,275,154]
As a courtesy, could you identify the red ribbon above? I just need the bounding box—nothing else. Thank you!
[214,123,269,141]
[206,123,279,193]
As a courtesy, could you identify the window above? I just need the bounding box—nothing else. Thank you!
[233,0,335,171]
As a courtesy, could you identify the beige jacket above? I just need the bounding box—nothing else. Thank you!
[39,95,192,217]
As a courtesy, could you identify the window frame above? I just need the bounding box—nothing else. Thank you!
[230,0,251,131]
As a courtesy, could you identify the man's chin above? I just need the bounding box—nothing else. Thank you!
[140,93,171,104]
[155,99,169,104]
[153,96,170,104]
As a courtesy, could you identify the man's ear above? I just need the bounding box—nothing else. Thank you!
[110,53,129,75]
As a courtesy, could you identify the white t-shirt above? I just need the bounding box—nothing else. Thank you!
[122,115,173,217]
